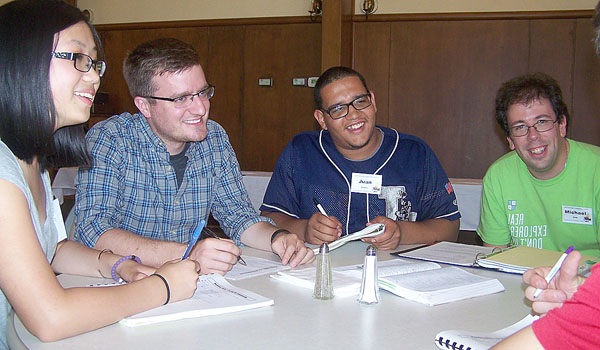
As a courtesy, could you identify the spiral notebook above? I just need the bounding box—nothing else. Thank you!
[475,246,598,275]
[392,241,494,267]
[394,243,598,275]
[434,313,538,350]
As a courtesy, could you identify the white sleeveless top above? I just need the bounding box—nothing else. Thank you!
[0,140,60,350]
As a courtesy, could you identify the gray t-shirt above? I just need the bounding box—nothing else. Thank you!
[0,140,59,349]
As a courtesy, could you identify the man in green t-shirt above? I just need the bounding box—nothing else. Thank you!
[477,73,600,257]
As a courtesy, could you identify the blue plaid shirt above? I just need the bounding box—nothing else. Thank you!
[73,112,271,247]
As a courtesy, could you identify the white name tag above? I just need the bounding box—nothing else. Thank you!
[351,173,382,195]
[52,198,68,242]
[562,205,593,225]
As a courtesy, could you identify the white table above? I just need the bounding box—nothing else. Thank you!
[449,178,483,231]
[51,167,78,205]
[9,242,530,350]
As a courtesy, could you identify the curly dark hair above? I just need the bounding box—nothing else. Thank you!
[495,72,569,136]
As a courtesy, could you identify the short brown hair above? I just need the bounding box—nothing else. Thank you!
[123,38,203,99]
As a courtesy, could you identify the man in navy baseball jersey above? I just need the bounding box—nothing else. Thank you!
[260,66,460,250]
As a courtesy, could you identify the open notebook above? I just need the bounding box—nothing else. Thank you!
[273,258,504,305]
[120,274,273,327]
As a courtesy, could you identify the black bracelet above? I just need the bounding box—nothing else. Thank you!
[152,273,170,305]
[270,229,291,243]
[97,248,113,260]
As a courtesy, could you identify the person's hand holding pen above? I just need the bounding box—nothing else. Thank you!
[202,227,247,266]
[523,249,586,316]
[183,223,242,276]
[304,198,342,245]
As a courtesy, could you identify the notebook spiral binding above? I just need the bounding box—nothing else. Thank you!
[436,336,472,350]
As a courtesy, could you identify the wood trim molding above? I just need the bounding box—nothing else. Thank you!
[94,16,320,31]
[92,10,593,32]
[352,10,594,22]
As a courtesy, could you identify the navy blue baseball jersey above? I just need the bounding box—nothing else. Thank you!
[260,127,460,235]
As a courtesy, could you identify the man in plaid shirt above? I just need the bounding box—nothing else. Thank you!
[73,38,314,274]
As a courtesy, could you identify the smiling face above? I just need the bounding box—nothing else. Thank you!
[506,97,568,180]
[134,64,210,155]
[49,21,100,130]
[313,76,380,160]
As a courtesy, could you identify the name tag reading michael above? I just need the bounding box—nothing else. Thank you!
[351,173,382,195]
[562,205,593,225]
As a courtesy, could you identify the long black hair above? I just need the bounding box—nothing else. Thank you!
[0,0,104,170]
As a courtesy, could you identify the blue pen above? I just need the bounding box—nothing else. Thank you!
[182,219,206,260]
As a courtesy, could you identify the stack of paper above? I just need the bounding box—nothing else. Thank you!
[225,256,290,281]
[377,266,505,306]
[272,259,504,305]
[271,267,362,297]
[121,274,273,327]
[339,259,505,306]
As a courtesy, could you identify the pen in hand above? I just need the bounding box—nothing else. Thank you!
[182,219,206,260]
[202,227,247,266]
[312,197,329,217]
[533,246,574,298]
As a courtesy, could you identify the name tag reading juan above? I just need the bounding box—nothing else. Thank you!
[351,173,382,195]
[562,205,593,225]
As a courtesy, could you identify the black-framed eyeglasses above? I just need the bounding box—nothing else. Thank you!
[509,119,559,137]
[52,52,106,77]
[321,93,372,119]
[141,85,215,108]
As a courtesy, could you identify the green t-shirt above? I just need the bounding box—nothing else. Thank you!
[477,139,600,257]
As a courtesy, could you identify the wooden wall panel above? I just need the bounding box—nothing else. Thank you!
[96,21,321,171]
[92,12,600,178]
[388,20,528,178]
[321,0,353,69]
[241,23,321,171]
[353,22,391,126]
[205,26,244,153]
[529,19,575,118]
[572,18,600,145]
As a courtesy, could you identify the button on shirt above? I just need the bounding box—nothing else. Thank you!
[73,113,270,247]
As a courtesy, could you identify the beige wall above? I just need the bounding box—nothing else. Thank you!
[355,0,597,15]
[77,0,313,24]
[0,0,596,23]
[79,0,597,24]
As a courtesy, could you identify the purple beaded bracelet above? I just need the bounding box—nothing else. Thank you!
[111,255,142,282]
